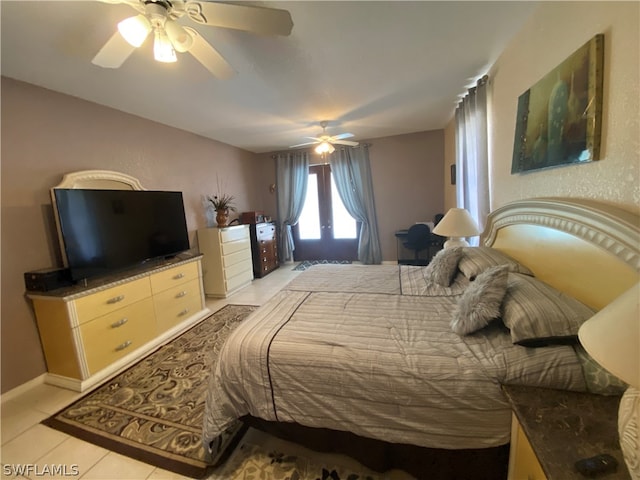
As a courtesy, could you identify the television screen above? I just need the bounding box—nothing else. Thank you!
[54,189,190,282]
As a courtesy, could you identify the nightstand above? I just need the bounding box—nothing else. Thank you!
[502,385,630,479]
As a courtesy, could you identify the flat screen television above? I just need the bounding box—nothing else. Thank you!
[53,188,191,282]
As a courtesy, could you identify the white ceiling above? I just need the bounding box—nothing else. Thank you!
[1,1,537,153]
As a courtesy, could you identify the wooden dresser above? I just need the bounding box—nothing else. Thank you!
[249,222,279,278]
[28,255,209,392]
[198,225,253,297]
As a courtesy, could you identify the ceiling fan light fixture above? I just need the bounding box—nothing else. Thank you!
[315,141,335,155]
[153,28,177,63]
[117,15,151,48]
[165,20,193,53]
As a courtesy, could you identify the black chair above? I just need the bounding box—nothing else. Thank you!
[402,224,431,264]
[431,213,446,251]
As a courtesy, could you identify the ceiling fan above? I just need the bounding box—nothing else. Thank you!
[290,121,359,154]
[92,0,294,79]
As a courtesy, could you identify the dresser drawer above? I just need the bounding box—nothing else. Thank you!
[149,262,199,294]
[226,267,253,292]
[74,277,152,324]
[79,298,156,374]
[221,238,251,256]
[256,224,276,241]
[220,226,249,243]
[222,247,252,268]
[154,279,203,332]
[224,258,252,280]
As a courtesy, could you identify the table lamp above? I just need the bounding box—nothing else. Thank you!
[578,282,640,479]
[432,208,480,248]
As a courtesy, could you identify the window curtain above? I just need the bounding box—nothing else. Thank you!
[455,75,490,245]
[275,151,309,263]
[329,145,382,264]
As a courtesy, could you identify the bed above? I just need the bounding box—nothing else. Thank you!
[203,198,640,478]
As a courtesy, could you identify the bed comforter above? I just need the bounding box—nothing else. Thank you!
[203,265,587,454]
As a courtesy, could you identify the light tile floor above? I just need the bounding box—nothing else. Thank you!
[1,264,412,480]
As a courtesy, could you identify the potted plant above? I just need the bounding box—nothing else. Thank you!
[208,193,236,227]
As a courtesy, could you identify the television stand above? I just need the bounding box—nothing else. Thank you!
[27,253,210,392]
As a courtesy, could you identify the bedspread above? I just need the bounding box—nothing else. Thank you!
[284,263,469,296]
[203,284,586,453]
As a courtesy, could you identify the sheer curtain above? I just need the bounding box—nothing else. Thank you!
[275,151,309,263]
[456,75,490,244]
[330,145,382,264]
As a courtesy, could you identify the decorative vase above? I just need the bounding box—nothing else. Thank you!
[216,208,229,227]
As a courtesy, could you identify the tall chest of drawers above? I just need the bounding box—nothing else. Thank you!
[28,255,209,392]
[249,222,279,278]
[198,225,254,297]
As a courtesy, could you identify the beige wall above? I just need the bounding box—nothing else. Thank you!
[1,78,443,391]
[254,131,445,263]
[443,119,457,212]
[488,1,639,212]
[366,131,444,261]
[1,77,262,393]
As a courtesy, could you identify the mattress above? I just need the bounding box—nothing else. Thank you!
[203,269,586,453]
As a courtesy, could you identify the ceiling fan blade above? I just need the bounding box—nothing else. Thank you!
[331,133,354,141]
[91,30,137,68]
[97,0,145,14]
[289,142,319,148]
[303,137,323,142]
[333,140,360,147]
[185,2,293,36]
[184,27,234,79]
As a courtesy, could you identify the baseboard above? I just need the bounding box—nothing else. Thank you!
[1,373,47,404]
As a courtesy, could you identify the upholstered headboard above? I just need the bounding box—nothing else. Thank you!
[482,198,639,310]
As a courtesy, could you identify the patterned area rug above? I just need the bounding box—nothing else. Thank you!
[208,442,382,480]
[293,260,352,271]
[43,304,257,478]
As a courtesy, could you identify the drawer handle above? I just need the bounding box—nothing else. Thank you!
[173,273,185,280]
[115,340,132,352]
[178,308,189,317]
[106,295,125,304]
[175,290,187,298]
[111,318,128,328]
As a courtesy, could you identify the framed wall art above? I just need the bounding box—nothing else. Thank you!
[511,34,604,174]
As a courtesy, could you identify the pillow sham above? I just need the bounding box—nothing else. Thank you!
[451,265,509,335]
[458,247,534,280]
[573,345,628,395]
[502,273,596,347]
[423,246,463,287]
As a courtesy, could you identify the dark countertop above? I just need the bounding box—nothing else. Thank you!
[25,252,203,300]
[502,385,630,479]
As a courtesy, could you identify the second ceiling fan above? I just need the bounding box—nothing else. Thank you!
[290,121,359,154]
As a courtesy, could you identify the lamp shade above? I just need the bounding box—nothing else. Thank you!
[432,208,480,237]
[578,282,640,388]
[153,28,177,63]
[118,15,151,48]
[314,141,335,154]
[165,20,193,53]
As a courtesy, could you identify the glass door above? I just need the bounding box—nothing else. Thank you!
[293,164,359,261]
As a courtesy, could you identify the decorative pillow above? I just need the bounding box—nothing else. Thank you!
[502,273,596,347]
[423,247,463,287]
[458,247,534,280]
[573,345,628,395]
[451,265,509,335]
